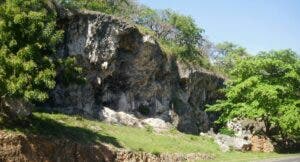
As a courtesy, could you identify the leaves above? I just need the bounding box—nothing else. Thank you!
[0,0,61,102]
[207,50,300,138]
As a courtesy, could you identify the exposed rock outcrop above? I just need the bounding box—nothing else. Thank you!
[46,9,224,134]
[99,107,172,132]
[205,133,252,152]
[208,119,274,152]
[227,118,266,137]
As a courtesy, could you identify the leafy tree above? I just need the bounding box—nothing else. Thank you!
[213,42,249,75]
[207,50,300,140]
[168,12,204,51]
[0,0,63,103]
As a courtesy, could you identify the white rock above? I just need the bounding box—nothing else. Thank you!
[101,61,108,70]
[142,118,172,132]
[214,134,251,152]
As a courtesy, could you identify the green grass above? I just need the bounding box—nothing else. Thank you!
[1,112,292,161]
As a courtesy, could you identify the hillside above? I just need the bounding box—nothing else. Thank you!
[0,112,285,162]
[0,0,299,161]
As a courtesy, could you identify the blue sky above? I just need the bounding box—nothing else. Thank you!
[138,0,300,55]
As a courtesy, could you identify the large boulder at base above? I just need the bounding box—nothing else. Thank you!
[141,118,172,132]
[45,8,224,134]
[99,107,141,127]
[99,107,172,132]
[214,134,252,152]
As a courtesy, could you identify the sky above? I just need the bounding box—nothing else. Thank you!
[138,0,300,55]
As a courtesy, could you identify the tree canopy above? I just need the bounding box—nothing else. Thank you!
[207,49,300,139]
[0,0,63,102]
[212,42,249,75]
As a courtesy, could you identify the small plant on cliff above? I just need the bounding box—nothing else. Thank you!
[207,50,300,141]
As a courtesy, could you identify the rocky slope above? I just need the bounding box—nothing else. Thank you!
[0,131,214,162]
[46,9,224,134]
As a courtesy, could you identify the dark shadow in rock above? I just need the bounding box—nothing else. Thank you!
[1,114,122,148]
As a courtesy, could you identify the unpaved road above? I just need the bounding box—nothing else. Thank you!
[255,155,300,162]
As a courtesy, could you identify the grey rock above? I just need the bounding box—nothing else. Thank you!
[1,98,32,121]
[141,118,172,132]
[47,10,224,134]
[214,134,252,152]
[100,107,142,127]
[227,118,266,137]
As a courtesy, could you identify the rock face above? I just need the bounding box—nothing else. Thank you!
[47,10,224,134]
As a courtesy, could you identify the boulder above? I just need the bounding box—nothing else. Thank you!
[141,118,172,132]
[99,107,141,127]
[99,107,172,132]
[214,134,251,152]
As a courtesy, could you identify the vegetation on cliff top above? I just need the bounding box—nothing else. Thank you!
[59,0,212,68]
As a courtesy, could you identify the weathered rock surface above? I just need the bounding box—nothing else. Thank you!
[250,135,274,152]
[46,9,224,134]
[0,130,215,162]
[0,98,32,122]
[213,134,252,152]
[205,119,274,152]
[99,107,171,132]
[227,118,266,137]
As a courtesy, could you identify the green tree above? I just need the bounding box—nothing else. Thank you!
[0,0,63,103]
[207,50,300,140]
[213,42,249,75]
[168,12,204,53]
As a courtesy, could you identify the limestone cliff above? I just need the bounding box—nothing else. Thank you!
[47,9,224,134]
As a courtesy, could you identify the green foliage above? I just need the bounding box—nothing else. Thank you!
[213,42,249,75]
[59,0,131,15]
[0,0,63,102]
[168,11,203,50]
[219,127,235,137]
[207,49,300,139]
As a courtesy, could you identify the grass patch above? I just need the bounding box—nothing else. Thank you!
[0,112,292,161]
